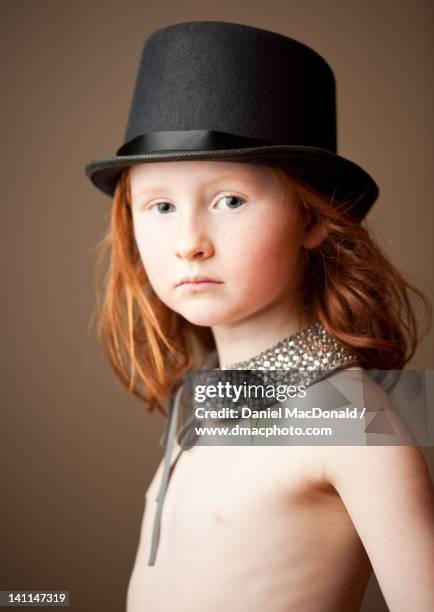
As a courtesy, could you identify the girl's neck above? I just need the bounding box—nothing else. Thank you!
[212,305,315,369]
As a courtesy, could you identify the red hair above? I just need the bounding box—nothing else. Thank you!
[90,165,432,415]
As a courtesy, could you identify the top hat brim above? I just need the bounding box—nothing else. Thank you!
[85,145,379,221]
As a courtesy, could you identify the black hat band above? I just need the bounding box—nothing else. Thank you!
[116,130,276,156]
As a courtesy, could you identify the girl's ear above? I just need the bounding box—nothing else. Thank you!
[302,220,329,250]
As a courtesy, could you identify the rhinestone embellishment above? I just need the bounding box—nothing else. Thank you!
[218,320,360,388]
[221,321,357,367]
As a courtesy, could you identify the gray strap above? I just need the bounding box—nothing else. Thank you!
[148,351,218,565]
[148,383,184,566]
[158,384,177,449]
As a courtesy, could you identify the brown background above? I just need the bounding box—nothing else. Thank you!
[1,1,433,610]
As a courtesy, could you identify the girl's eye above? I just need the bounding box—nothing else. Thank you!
[149,201,174,214]
[214,195,246,211]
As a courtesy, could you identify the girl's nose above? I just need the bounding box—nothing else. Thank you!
[174,212,214,260]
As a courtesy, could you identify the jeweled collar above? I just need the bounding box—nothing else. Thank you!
[219,320,359,381]
[183,320,360,412]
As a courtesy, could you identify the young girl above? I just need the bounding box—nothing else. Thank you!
[85,21,434,612]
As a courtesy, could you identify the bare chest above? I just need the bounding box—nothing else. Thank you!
[127,443,370,612]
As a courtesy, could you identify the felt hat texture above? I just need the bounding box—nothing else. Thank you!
[84,20,379,220]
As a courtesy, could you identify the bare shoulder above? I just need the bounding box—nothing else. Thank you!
[325,441,432,488]
[295,365,417,486]
[324,367,430,489]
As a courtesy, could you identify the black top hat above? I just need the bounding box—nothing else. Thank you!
[84,20,379,220]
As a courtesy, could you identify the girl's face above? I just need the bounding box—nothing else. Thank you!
[130,161,316,328]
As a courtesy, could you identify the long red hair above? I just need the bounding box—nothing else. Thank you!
[90,165,432,415]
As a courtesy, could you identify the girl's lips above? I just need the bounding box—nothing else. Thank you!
[176,276,222,286]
